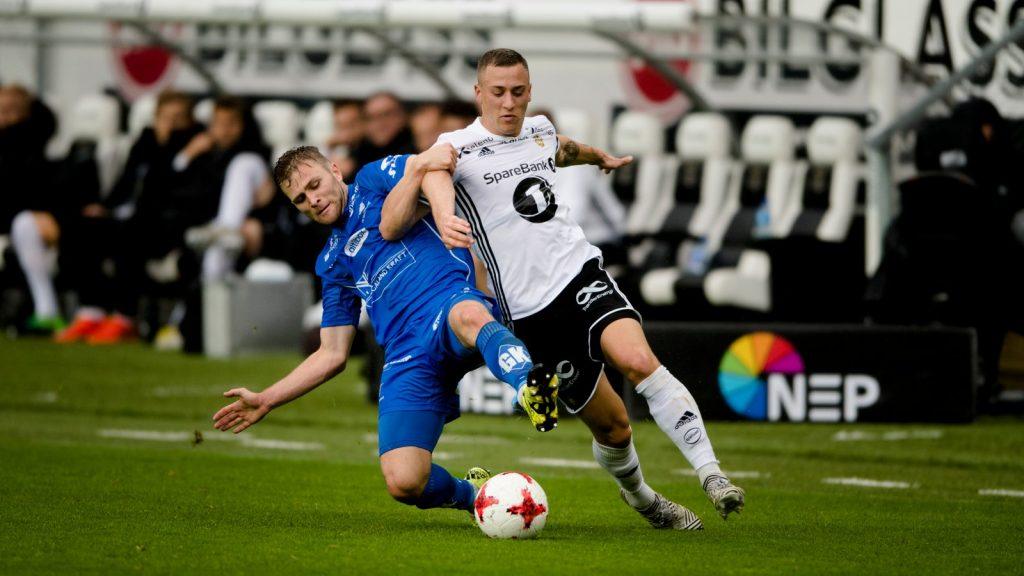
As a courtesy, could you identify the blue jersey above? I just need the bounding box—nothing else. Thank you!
[316,155,477,349]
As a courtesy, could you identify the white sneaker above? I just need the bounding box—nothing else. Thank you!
[704,475,745,519]
[624,491,703,531]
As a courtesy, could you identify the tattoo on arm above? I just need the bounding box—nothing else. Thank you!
[557,139,580,167]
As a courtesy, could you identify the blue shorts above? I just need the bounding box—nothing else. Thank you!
[378,410,447,455]
[377,286,497,445]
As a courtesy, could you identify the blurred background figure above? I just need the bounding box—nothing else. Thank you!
[50,90,200,344]
[361,91,414,159]
[176,95,273,283]
[325,98,365,180]
[409,102,442,152]
[438,100,477,134]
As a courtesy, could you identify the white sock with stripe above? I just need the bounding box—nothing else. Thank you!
[592,439,657,509]
[636,365,721,478]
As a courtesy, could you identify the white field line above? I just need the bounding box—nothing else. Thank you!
[673,469,769,479]
[33,391,59,403]
[519,457,600,470]
[822,477,917,489]
[832,429,943,442]
[978,489,1024,498]
[98,429,323,451]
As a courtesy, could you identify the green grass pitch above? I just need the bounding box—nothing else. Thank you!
[1,338,1022,575]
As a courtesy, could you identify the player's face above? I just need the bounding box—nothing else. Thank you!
[475,64,531,137]
[282,160,348,225]
[209,108,244,150]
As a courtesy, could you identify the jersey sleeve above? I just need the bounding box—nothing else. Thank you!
[354,154,410,199]
[320,278,362,328]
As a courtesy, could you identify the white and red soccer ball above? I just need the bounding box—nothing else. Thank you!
[473,472,549,539]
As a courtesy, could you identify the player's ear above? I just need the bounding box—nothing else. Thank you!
[329,161,343,182]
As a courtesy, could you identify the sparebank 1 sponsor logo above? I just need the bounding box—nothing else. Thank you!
[717,332,879,422]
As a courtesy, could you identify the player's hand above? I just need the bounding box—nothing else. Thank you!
[212,387,270,434]
[416,143,458,174]
[596,150,633,174]
[437,213,474,249]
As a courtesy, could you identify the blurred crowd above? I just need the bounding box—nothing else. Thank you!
[0,84,621,352]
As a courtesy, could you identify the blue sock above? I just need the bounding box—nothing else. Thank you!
[416,463,475,511]
[476,321,533,392]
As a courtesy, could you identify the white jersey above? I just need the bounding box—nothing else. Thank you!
[437,116,601,321]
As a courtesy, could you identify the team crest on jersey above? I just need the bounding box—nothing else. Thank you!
[533,134,545,148]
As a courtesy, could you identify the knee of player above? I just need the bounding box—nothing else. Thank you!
[614,347,660,385]
[448,302,491,336]
[383,470,429,504]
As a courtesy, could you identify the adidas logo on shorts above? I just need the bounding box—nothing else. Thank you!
[674,411,698,430]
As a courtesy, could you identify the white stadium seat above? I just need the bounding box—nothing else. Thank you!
[68,93,124,195]
[127,93,157,139]
[303,100,335,152]
[253,100,301,162]
[551,108,591,143]
[609,111,672,266]
[799,116,863,242]
[662,111,734,239]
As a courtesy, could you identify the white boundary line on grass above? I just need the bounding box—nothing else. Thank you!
[831,429,943,442]
[822,477,918,489]
[673,469,769,479]
[98,429,324,451]
[978,488,1024,498]
[519,457,600,470]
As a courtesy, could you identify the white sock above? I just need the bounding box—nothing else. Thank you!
[592,439,657,509]
[636,365,720,475]
[202,154,263,281]
[11,211,59,318]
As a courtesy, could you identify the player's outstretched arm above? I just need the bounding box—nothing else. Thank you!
[421,169,474,250]
[212,325,356,434]
[379,144,457,241]
[555,134,634,174]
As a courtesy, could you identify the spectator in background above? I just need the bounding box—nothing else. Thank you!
[325,99,365,180]
[175,96,274,283]
[361,91,415,159]
[1,84,56,234]
[533,108,626,264]
[1,86,65,334]
[438,100,477,134]
[409,102,442,152]
[52,90,201,344]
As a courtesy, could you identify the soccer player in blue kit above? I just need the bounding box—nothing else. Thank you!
[211,144,558,514]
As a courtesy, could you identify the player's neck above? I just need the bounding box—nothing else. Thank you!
[479,117,524,138]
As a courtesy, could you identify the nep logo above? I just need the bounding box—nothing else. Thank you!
[718,332,880,422]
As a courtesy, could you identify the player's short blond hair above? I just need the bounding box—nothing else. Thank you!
[273,145,330,191]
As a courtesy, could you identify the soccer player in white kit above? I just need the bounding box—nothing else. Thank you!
[398,49,744,529]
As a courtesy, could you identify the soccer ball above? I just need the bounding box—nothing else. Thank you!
[473,472,549,539]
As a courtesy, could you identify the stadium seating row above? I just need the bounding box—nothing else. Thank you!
[605,111,865,315]
[35,93,866,318]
